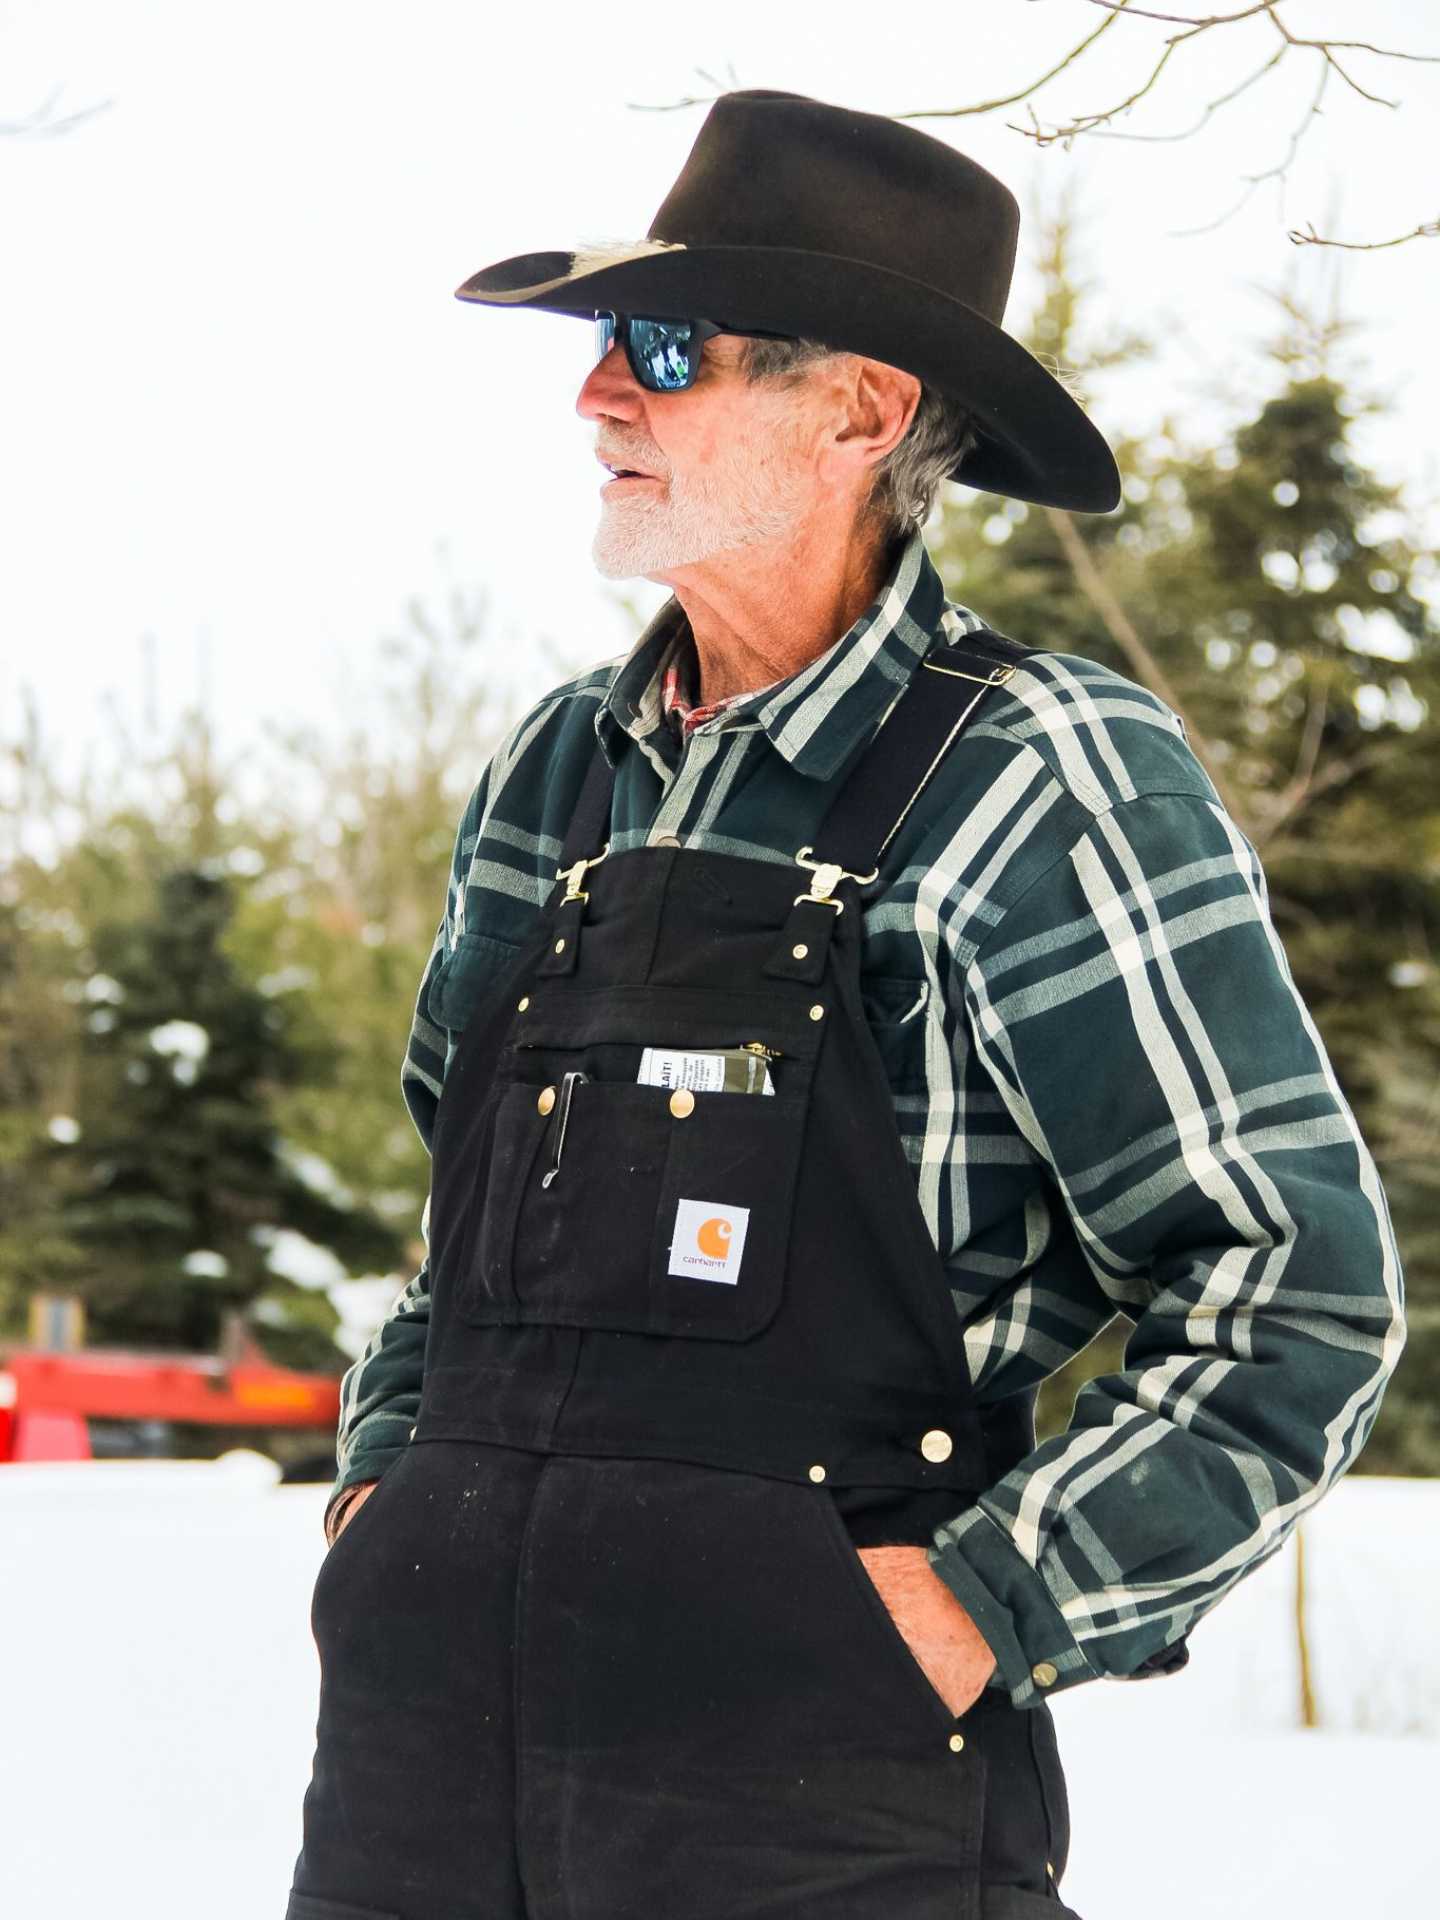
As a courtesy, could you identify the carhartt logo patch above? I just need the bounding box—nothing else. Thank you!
[668,1199,750,1284]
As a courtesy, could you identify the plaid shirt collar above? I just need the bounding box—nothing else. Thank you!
[658,656,786,737]
[598,529,986,782]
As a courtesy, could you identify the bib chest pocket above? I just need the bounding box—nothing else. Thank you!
[459,992,819,1342]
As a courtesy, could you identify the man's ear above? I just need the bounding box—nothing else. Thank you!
[835,357,921,468]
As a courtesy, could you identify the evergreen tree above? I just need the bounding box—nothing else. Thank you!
[0,702,92,1335]
[0,897,90,1331]
[59,848,406,1365]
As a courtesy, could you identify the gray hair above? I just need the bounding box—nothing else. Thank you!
[740,336,978,539]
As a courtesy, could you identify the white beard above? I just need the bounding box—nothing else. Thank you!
[591,419,813,580]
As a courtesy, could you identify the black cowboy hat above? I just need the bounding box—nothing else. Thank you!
[455,89,1120,515]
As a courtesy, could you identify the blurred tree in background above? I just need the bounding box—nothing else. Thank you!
[934,216,1439,1473]
[61,851,404,1366]
[0,586,506,1370]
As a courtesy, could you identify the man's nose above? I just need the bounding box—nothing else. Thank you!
[576,342,645,422]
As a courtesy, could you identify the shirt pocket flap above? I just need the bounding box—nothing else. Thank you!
[426,931,526,1033]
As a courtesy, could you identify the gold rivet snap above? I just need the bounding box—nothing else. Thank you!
[537,1086,556,1116]
[517,995,530,1012]
[809,1004,824,1021]
[808,1463,826,1483]
[920,1428,953,1464]
[1032,1661,1059,1689]
[669,1088,695,1119]
[792,943,809,961]
[948,1733,965,1753]
[554,938,566,955]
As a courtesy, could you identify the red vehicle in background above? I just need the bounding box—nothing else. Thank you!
[0,1313,343,1481]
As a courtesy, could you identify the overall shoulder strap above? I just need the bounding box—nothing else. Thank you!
[535,737,618,980]
[555,738,616,875]
[763,628,1027,984]
[815,628,1028,874]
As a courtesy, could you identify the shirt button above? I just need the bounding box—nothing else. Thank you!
[538,1086,557,1116]
[919,1428,953,1463]
[808,1464,827,1483]
[653,832,682,849]
[948,1732,965,1753]
[1032,1661,1059,1689]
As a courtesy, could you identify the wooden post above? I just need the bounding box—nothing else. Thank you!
[27,1292,85,1352]
[1295,1522,1319,1729]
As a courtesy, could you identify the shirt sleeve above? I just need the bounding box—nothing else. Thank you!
[928,790,1406,1707]
[321,770,489,1539]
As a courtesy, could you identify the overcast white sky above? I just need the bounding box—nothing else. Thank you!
[4,0,1438,798]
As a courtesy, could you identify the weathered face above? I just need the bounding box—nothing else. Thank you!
[576,330,827,583]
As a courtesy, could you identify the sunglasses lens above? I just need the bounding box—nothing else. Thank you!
[628,317,698,391]
[594,312,617,364]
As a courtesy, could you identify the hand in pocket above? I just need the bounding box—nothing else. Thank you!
[858,1544,998,1716]
[327,1480,380,1546]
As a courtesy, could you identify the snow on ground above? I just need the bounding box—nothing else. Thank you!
[1,1462,1434,1919]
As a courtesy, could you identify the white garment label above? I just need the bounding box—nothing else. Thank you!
[638,1047,774,1095]
[640,1047,730,1093]
[668,1199,751,1285]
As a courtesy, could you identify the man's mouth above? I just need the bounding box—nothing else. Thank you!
[599,455,660,482]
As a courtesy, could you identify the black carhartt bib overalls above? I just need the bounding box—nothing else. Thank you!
[289,639,1079,1920]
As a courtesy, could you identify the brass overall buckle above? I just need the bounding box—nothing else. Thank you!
[792,846,879,915]
[556,842,611,905]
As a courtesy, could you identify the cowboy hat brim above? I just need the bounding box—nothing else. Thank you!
[456,242,1121,514]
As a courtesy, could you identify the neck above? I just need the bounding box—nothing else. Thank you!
[662,517,901,706]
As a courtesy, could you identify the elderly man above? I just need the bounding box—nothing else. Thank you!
[287,92,1403,1920]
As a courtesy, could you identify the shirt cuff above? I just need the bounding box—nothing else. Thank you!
[928,1506,1093,1709]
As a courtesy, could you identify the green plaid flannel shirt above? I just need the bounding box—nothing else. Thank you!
[330,529,1404,1709]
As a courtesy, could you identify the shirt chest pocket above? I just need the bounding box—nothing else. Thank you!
[860,973,931,1094]
[455,990,820,1343]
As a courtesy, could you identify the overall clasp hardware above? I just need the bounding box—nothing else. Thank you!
[921,659,1016,688]
[792,846,879,915]
[556,842,611,905]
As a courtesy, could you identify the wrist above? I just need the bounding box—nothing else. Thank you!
[324,1481,372,1546]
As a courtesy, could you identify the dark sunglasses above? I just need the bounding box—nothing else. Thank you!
[594,311,794,393]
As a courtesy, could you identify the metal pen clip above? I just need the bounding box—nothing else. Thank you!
[541,1070,588,1188]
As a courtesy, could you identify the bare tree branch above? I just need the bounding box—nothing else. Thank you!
[628,62,741,114]
[1091,40,1285,143]
[1167,51,1327,236]
[1255,733,1428,848]
[1042,506,1248,824]
[0,86,112,139]
[1249,680,1327,846]
[1084,4,1270,23]
[899,1,1440,249]
[896,0,1138,121]
[1290,216,1440,251]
